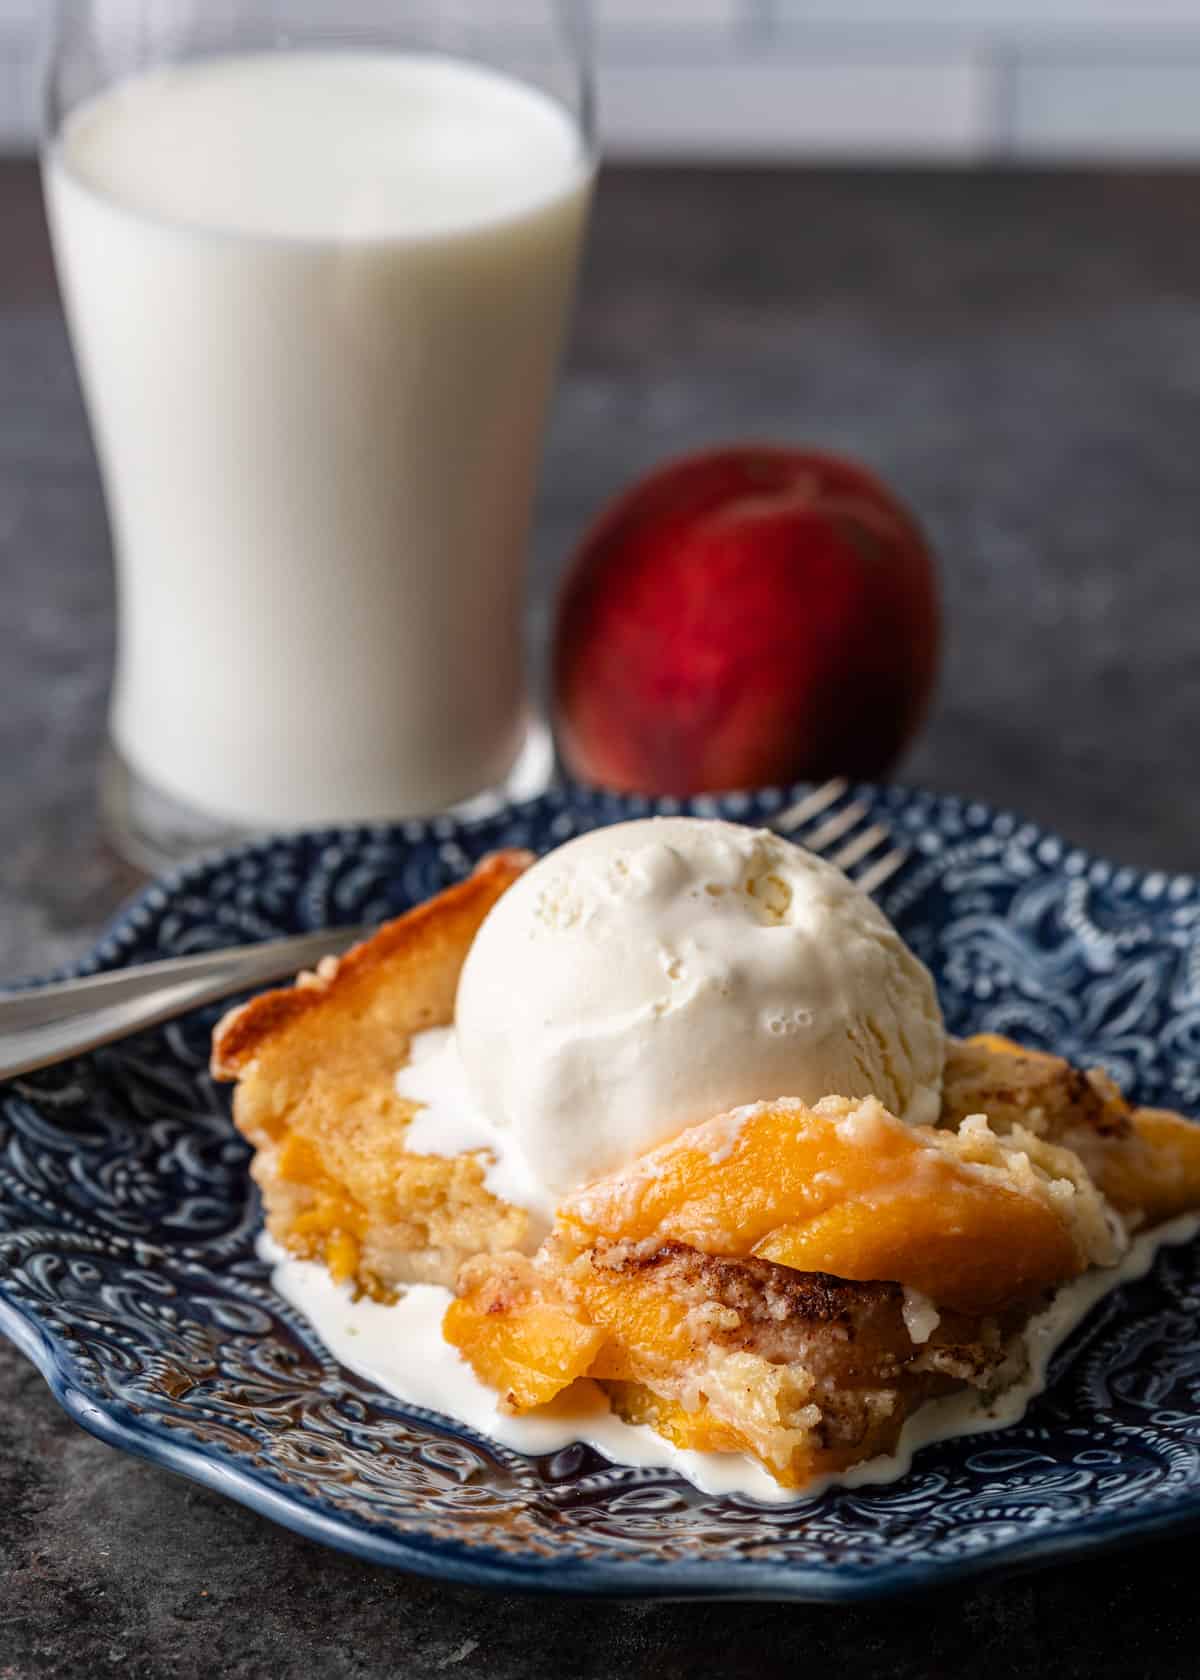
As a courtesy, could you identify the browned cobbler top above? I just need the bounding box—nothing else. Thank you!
[210,848,533,1078]
[942,1036,1133,1143]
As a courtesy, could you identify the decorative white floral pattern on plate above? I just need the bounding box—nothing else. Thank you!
[2,783,1200,1598]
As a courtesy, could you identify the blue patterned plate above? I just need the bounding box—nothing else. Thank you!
[4,782,1200,1600]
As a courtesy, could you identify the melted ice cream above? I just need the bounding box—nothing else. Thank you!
[264,1213,1198,1504]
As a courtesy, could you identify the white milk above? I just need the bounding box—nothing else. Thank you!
[45,52,592,825]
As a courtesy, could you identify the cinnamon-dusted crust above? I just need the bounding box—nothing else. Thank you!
[211,849,533,1295]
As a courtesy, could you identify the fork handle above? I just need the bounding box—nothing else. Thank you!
[0,925,368,1082]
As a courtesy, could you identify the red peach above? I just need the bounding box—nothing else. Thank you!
[552,445,940,796]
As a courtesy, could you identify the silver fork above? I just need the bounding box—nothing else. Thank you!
[0,781,906,1081]
[770,777,906,898]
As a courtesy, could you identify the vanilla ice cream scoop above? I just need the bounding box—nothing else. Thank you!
[453,816,944,1203]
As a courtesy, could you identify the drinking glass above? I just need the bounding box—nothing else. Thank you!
[41,1,594,870]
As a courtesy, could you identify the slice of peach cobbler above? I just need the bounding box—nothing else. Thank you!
[445,1094,1121,1488]
[213,820,1200,1492]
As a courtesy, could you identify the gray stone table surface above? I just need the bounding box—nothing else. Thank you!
[3,155,1200,1675]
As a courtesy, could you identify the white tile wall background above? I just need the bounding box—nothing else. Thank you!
[7,1,1200,159]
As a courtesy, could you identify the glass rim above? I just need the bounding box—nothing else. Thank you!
[37,0,598,161]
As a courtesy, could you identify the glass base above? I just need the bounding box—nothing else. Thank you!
[100,720,557,877]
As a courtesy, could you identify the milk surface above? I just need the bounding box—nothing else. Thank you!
[45,52,591,824]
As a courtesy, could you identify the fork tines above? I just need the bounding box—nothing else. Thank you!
[771,778,906,896]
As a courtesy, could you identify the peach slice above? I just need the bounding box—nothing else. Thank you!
[559,1096,1089,1315]
[443,1248,704,1412]
[443,1260,605,1411]
[752,1193,1059,1315]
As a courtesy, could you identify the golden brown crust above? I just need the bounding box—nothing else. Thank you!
[211,848,533,1079]
[943,1033,1200,1229]
[942,1034,1131,1146]
[211,849,534,1294]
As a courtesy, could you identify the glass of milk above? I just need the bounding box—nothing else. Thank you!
[40,3,594,869]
